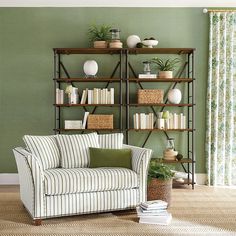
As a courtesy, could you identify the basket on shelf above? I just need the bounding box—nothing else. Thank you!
[87,114,113,129]
[137,89,164,104]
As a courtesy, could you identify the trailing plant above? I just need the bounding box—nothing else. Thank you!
[148,160,174,181]
[151,57,180,71]
[88,24,112,42]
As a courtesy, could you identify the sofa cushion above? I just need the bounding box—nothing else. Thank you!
[56,133,99,168]
[89,147,132,169]
[44,167,138,195]
[23,135,60,170]
[98,133,123,149]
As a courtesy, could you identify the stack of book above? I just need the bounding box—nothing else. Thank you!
[80,88,115,104]
[136,200,172,225]
[64,112,89,130]
[133,113,154,129]
[138,74,157,79]
[158,112,186,129]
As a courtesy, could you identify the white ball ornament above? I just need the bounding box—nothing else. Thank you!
[83,60,98,77]
[167,89,182,104]
[126,35,141,48]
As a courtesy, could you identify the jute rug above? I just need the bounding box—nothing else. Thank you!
[0,185,236,236]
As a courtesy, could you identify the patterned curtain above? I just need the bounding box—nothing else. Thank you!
[206,12,236,186]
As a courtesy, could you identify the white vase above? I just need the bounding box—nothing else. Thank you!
[167,89,182,104]
[83,60,98,77]
[126,35,141,48]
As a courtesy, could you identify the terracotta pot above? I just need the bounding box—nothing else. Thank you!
[93,41,108,48]
[159,71,173,78]
[147,178,172,207]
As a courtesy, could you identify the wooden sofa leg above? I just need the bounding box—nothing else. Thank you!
[33,219,42,226]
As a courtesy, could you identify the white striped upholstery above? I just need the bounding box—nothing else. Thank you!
[44,168,138,195]
[13,147,45,219]
[56,133,100,168]
[13,143,152,220]
[45,189,138,218]
[23,135,60,170]
[123,144,153,202]
[98,133,123,149]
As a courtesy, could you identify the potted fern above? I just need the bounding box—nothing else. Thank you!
[147,160,174,206]
[151,57,180,78]
[88,24,111,48]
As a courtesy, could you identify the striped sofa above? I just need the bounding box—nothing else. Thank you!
[13,133,152,226]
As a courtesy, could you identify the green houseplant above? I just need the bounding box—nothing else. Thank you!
[151,57,180,78]
[88,24,111,48]
[147,160,174,206]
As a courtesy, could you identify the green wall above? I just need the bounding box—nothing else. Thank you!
[0,8,209,173]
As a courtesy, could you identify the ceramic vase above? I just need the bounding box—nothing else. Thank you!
[159,71,173,78]
[126,35,141,48]
[167,89,182,104]
[83,60,98,77]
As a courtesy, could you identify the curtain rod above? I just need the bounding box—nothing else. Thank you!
[203,8,236,13]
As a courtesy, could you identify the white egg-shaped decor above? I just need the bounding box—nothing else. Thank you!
[83,60,98,77]
[167,89,182,104]
[126,35,141,48]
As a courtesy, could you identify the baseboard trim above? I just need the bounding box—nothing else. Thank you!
[0,173,207,185]
[0,174,19,185]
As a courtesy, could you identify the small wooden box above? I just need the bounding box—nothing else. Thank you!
[87,115,113,129]
[138,89,164,104]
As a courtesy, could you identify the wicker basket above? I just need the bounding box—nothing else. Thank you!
[147,178,172,207]
[87,115,113,129]
[138,89,164,104]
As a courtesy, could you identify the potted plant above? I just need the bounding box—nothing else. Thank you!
[147,160,174,206]
[151,57,180,78]
[88,24,111,48]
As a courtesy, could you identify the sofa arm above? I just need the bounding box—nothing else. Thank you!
[123,144,152,203]
[13,147,45,219]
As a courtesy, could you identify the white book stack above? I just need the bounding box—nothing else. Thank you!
[137,200,172,225]
[81,88,115,104]
[138,74,157,79]
[56,88,64,104]
[133,113,154,129]
[158,112,186,129]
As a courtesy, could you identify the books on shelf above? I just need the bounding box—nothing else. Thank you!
[82,112,89,129]
[137,200,172,225]
[158,112,186,129]
[138,74,157,79]
[82,88,115,104]
[133,113,154,129]
[56,88,64,104]
[64,120,82,129]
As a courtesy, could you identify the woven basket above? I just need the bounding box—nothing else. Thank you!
[87,115,113,129]
[147,178,172,207]
[138,89,164,104]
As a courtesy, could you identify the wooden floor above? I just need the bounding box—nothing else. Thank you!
[0,185,236,235]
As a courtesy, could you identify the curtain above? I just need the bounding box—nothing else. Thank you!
[206,12,236,186]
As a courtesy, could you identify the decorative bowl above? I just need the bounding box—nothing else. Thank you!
[142,40,158,48]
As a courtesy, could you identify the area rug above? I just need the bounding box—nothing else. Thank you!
[0,186,236,236]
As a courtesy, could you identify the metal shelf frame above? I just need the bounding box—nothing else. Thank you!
[124,48,195,189]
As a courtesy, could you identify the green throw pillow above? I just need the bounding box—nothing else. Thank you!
[89,147,132,169]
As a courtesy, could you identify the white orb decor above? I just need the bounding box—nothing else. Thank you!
[126,35,141,48]
[83,60,98,77]
[167,89,182,104]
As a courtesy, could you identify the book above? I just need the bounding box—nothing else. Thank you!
[138,74,157,79]
[65,120,82,129]
[110,88,114,104]
[140,200,168,210]
[139,213,172,225]
[82,112,89,129]
[136,207,168,216]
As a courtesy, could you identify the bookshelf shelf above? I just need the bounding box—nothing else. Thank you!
[54,129,121,132]
[54,78,121,82]
[129,103,194,107]
[54,104,122,107]
[128,78,194,83]
[128,128,194,132]
[160,158,195,164]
